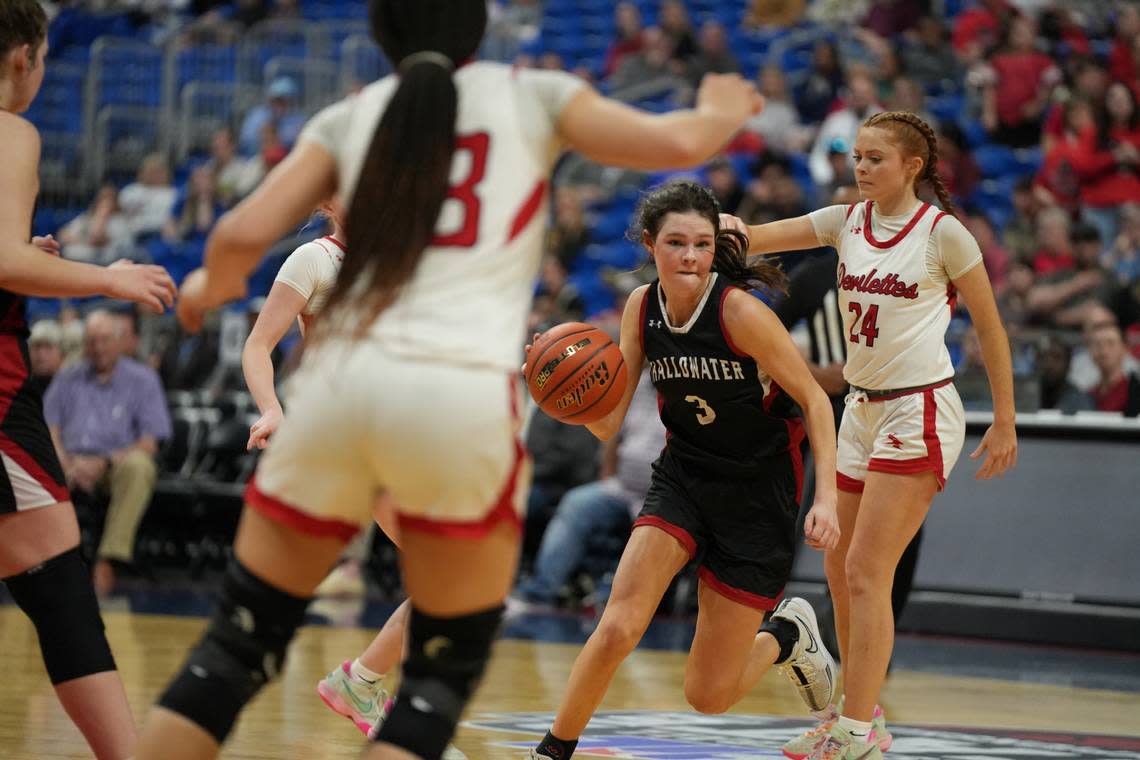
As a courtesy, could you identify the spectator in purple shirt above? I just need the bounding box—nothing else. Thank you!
[44,309,172,595]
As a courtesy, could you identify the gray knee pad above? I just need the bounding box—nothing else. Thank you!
[158,560,310,743]
[3,547,117,684]
[374,604,504,760]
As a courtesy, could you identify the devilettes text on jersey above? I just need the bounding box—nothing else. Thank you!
[808,200,983,391]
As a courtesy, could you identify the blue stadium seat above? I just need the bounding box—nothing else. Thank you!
[972,144,1018,179]
[929,94,965,125]
[568,271,619,317]
[176,45,238,92]
[960,118,990,149]
[969,178,1017,232]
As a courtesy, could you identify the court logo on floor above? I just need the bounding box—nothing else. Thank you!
[466,711,1140,759]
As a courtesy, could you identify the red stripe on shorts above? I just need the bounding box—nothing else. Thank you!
[245,475,360,542]
[697,566,783,611]
[632,515,698,558]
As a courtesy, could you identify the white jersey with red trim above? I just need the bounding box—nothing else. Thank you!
[298,62,586,371]
[274,235,346,317]
[808,200,983,391]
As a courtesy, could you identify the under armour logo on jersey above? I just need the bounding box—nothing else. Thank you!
[886,433,904,450]
[649,319,663,328]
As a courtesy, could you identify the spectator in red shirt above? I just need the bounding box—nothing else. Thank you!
[1073,82,1140,245]
[982,15,1061,147]
[1035,97,1096,214]
[1086,322,1140,415]
[603,2,644,78]
[1040,58,1107,153]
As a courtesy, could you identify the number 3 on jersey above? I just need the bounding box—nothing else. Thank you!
[432,132,490,248]
[847,301,880,347]
[685,395,716,426]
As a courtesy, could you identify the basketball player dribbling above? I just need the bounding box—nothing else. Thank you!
[239,200,439,750]
[528,180,842,760]
[723,110,1018,760]
[0,2,176,757]
[133,2,765,759]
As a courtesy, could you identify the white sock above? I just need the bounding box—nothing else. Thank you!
[837,715,873,740]
[350,658,383,685]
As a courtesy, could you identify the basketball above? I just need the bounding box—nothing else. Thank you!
[526,322,627,424]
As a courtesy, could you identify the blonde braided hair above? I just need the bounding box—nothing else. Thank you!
[863,110,956,215]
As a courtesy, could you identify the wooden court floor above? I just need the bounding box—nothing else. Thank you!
[2,607,1139,759]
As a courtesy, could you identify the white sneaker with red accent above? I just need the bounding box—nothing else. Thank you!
[316,660,389,735]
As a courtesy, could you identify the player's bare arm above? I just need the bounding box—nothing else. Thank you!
[722,288,840,550]
[0,112,175,310]
[558,73,763,171]
[585,285,649,441]
[718,212,821,257]
[953,262,1018,480]
[242,281,309,450]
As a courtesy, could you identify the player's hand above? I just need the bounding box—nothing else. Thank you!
[106,259,177,314]
[696,72,765,125]
[32,234,61,256]
[247,408,283,450]
[177,267,246,334]
[803,498,840,551]
[718,213,750,248]
[970,418,1017,480]
[521,332,540,376]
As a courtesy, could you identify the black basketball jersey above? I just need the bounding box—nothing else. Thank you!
[641,273,801,475]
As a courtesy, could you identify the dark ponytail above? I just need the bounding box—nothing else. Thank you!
[318,0,487,338]
[634,179,788,295]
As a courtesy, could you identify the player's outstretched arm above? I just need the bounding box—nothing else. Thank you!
[586,285,649,441]
[721,288,840,551]
[558,73,763,171]
[718,212,821,257]
[0,114,176,311]
[954,262,1018,480]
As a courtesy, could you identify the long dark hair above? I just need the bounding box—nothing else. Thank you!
[633,180,787,295]
[0,0,47,61]
[318,0,487,338]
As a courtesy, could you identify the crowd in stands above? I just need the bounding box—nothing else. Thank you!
[20,0,1140,602]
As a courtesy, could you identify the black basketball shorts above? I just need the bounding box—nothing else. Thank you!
[634,445,801,611]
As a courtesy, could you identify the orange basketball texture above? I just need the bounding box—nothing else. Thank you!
[526,322,628,424]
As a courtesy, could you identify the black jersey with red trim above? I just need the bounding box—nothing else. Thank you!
[640,273,801,475]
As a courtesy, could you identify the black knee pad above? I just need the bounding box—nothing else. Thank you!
[158,560,310,744]
[3,547,117,684]
[374,604,504,760]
